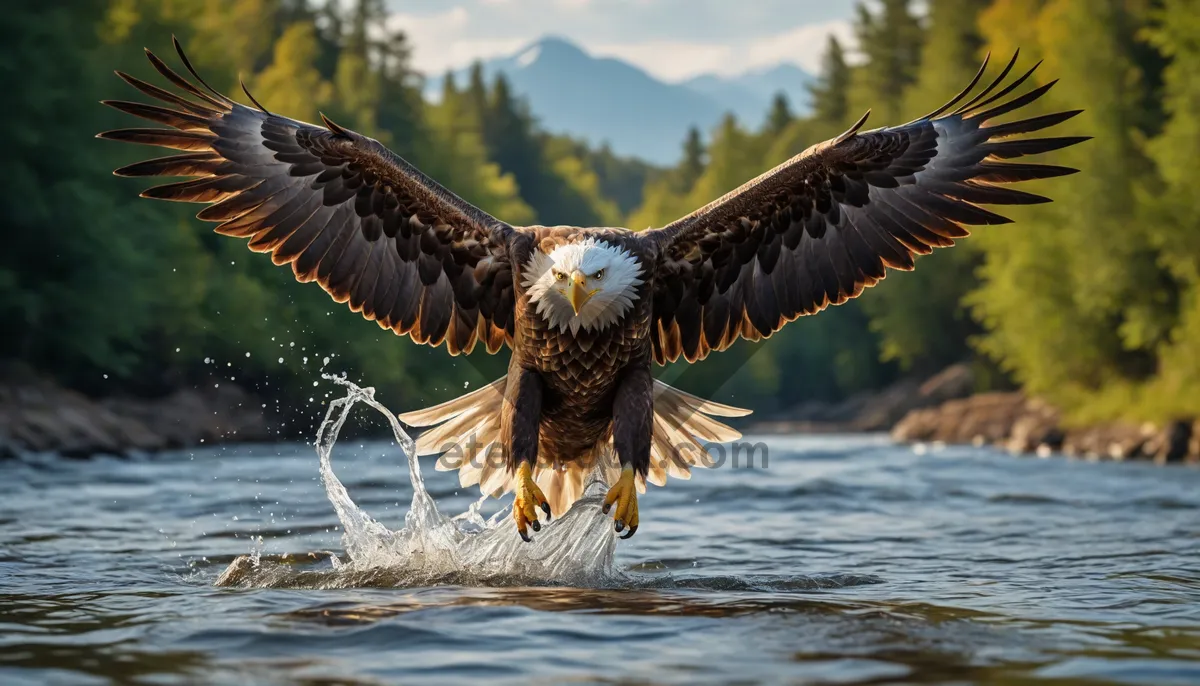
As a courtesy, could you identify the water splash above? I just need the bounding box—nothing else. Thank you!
[217,376,619,588]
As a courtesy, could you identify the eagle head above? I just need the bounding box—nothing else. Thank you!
[522,237,644,336]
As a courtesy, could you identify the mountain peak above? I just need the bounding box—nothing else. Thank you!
[529,36,586,58]
[423,37,813,164]
[508,36,588,70]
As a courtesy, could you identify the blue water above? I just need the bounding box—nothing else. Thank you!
[2,394,1199,684]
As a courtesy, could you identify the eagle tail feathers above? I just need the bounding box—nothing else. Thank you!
[398,375,751,515]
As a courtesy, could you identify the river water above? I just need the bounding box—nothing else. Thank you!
[2,381,1199,685]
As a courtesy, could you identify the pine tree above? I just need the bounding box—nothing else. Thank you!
[373,26,423,158]
[902,0,988,119]
[809,35,851,127]
[678,126,706,192]
[684,114,761,211]
[859,0,990,373]
[763,92,794,136]
[423,73,534,227]
[466,61,490,124]
[849,0,924,124]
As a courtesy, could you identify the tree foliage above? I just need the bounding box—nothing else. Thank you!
[4,0,1199,425]
[626,0,1200,421]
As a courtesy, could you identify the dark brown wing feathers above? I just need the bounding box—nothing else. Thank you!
[645,51,1087,365]
[99,39,516,355]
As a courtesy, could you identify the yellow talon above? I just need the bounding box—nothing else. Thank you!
[513,462,550,542]
[602,465,639,539]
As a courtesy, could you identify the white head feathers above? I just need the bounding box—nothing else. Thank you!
[522,238,644,336]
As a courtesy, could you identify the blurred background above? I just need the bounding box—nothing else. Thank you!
[2,0,1198,457]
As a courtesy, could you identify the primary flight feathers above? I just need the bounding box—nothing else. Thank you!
[99,40,1086,366]
[644,51,1086,363]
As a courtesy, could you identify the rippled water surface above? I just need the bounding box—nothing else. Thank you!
[3,388,1200,685]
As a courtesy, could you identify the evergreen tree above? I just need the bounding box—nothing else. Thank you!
[373,27,423,158]
[678,126,706,192]
[763,92,794,136]
[860,0,990,373]
[688,114,757,204]
[478,72,616,226]
[809,35,851,127]
[902,0,988,119]
[466,61,490,124]
[423,73,534,227]
[582,142,656,217]
[849,0,924,124]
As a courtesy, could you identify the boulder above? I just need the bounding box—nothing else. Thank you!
[103,382,268,448]
[1061,422,1155,460]
[890,391,1028,445]
[0,373,268,458]
[1003,398,1063,454]
[1143,420,1192,464]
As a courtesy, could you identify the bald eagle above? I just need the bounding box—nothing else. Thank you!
[101,41,1085,541]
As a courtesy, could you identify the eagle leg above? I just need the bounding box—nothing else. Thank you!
[602,466,639,539]
[608,366,653,539]
[506,368,548,542]
[514,462,551,543]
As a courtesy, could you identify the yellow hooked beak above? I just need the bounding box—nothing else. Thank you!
[566,270,598,315]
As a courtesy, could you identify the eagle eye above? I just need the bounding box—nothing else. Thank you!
[592,269,605,280]
[553,270,567,281]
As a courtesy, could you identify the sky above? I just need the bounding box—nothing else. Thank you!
[383,0,860,82]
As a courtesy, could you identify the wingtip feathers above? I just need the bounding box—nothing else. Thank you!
[320,112,349,136]
[240,78,270,114]
[835,109,871,144]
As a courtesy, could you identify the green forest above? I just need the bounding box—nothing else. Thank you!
[3,0,1199,427]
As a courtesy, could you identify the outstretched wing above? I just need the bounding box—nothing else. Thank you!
[99,39,517,355]
[643,52,1088,364]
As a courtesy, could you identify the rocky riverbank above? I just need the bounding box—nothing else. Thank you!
[891,392,1199,464]
[753,363,1199,464]
[0,371,270,458]
[6,361,1197,464]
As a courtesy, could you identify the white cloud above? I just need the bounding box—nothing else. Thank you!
[387,8,526,76]
[591,18,854,81]
[588,41,733,81]
[742,19,857,74]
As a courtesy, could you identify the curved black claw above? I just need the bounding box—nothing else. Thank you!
[620,525,638,540]
[519,529,532,543]
[530,520,541,533]
[541,502,552,519]
[614,519,625,533]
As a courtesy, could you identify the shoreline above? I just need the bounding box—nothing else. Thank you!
[747,364,1200,465]
[0,371,271,458]
[3,364,1197,465]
